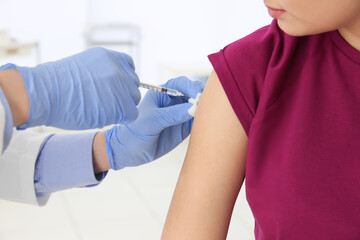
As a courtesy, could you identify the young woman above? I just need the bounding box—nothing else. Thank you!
[162,0,360,239]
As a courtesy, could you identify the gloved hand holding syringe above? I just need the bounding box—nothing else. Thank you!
[139,81,201,117]
[105,76,204,170]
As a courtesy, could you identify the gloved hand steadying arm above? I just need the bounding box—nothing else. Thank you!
[0,47,141,130]
[104,76,205,170]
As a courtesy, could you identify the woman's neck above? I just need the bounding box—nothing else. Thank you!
[338,20,360,51]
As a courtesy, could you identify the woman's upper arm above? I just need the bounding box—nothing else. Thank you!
[161,71,248,239]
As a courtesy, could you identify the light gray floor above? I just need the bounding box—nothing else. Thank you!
[0,137,255,240]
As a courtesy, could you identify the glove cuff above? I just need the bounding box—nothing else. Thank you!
[104,127,121,170]
[104,125,154,171]
[17,63,59,129]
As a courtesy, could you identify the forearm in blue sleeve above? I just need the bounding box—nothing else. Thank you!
[0,87,13,151]
[34,132,108,197]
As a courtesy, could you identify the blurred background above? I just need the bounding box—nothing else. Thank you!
[0,0,272,239]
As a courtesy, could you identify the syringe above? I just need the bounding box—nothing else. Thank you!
[140,82,187,97]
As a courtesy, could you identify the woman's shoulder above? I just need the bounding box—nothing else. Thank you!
[208,20,330,131]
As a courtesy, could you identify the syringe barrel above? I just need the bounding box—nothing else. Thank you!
[166,89,185,97]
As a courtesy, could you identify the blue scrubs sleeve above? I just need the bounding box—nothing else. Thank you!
[34,132,108,197]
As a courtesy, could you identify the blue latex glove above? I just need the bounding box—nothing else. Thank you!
[0,47,141,130]
[104,76,205,170]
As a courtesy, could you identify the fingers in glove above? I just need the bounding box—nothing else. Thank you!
[110,51,140,87]
[114,52,140,87]
[152,102,193,130]
[162,76,205,99]
[120,99,139,124]
[109,51,141,106]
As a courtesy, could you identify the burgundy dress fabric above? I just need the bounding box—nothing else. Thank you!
[208,19,360,239]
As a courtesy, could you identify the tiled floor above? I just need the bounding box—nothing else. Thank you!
[0,137,255,240]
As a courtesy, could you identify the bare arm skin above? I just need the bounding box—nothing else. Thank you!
[92,132,110,173]
[161,71,248,239]
[0,69,30,126]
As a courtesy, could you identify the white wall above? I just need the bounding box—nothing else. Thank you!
[0,1,273,239]
[0,0,272,83]
[0,0,87,63]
